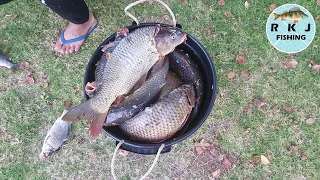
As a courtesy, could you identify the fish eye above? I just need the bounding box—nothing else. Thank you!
[170,33,176,39]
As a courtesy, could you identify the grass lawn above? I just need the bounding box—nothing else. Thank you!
[1,0,319,179]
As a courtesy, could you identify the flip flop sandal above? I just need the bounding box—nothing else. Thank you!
[60,19,98,45]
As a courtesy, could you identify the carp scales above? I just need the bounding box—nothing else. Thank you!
[105,58,169,126]
[62,25,187,139]
[119,84,195,143]
[274,7,308,24]
[39,101,72,160]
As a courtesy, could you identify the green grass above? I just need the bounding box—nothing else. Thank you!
[1,0,320,179]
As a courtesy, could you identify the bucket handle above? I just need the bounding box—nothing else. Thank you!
[111,140,165,180]
[124,0,176,27]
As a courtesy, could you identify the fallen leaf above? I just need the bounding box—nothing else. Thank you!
[218,0,225,6]
[284,60,298,69]
[227,72,236,79]
[232,26,236,31]
[248,162,255,168]
[162,15,170,21]
[289,146,299,152]
[25,76,35,85]
[273,124,280,130]
[224,12,232,17]
[252,98,267,107]
[283,106,294,113]
[313,44,319,48]
[312,64,320,72]
[244,1,250,8]
[301,155,308,161]
[252,26,259,30]
[211,169,221,178]
[306,118,315,125]
[26,71,32,77]
[241,70,249,77]
[260,155,270,165]
[267,113,274,118]
[119,149,129,157]
[222,158,232,169]
[316,16,320,21]
[248,156,260,168]
[236,56,245,64]
[207,28,212,35]
[195,139,211,155]
[200,10,204,14]
[181,0,187,5]
[269,4,277,12]
[42,82,49,88]
[39,94,44,99]
[19,61,30,69]
[317,0,320,6]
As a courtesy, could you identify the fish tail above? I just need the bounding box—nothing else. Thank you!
[62,100,107,140]
[274,13,279,20]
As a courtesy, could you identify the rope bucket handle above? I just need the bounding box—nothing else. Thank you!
[124,0,176,27]
[111,140,166,180]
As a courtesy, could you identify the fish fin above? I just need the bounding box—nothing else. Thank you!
[101,42,114,52]
[282,10,288,14]
[273,13,279,20]
[88,113,107,140]
[62,100,107,140]
[294,20,298,24]
[281,17,286,21]
[290,7,300,11]
[112,96,125,106]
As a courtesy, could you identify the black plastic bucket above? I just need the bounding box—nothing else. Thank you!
[84,23,217,155]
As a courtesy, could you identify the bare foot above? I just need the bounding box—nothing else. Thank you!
[53,13,96,55]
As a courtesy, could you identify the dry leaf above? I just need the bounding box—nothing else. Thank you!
[25,76,35,85]
[289,146,299,152]
[26,71,32,77]
[244,1,250,8]
[312,64,320,72]
[273,124,280,130]
[119,149,129,157]
[260,155,270,165]
[317,0,320,6]
[222,158,232,169]
[207,28,212,35]
[283,106,294,113]
[252,26,259,30]
[313,44,319,48]
[211,169,221,178]
[284,60,298,69]
[232,26,236,31]
[269,4,277,12]
[200,10,204,14]
[195,139,211,155]
[316,16,320,21]
[19,61,30,69]
[181,0,187,5]
[227,72,236,79]
[162,15,170,21]
[301,155,308,161]
[306,118,315,125]
[42,82,49,88]
[236,56,245,64]
[224,12,232,17]
[218,0,225,6]
[241,70,249,77]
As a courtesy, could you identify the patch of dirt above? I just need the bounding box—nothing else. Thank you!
[207,119,234,135]
[191,139,239,176]
[243,98,268,115]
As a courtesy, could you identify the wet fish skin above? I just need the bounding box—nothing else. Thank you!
[62,25,187,140]
[167,49,203,117]
[119,84,195,143]
[39,101,72,160]
[0,53,20,70]
[105,58,169,126]
[159,70,183,98]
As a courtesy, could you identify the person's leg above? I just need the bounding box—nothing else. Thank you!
[41,0,96,54]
